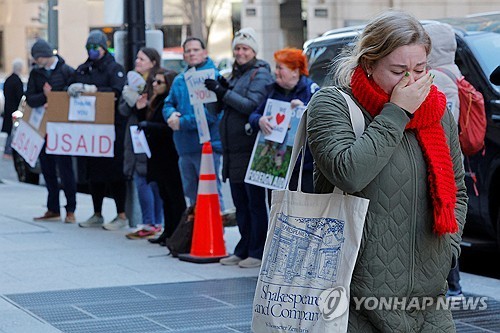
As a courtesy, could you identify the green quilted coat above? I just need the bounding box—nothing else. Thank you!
[307,87,468,332]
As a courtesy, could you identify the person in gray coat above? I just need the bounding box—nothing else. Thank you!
[205,28,273,268]
[307,11,467,331]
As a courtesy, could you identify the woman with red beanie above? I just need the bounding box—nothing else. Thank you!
[307,10,467,331]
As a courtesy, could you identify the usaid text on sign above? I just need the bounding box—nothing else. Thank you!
[45,122,115,157]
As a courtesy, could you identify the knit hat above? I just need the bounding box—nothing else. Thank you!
[31,39,54,59]
[232,27,259,54]
[86,30,108,49]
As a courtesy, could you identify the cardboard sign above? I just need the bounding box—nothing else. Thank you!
[10,120,45,168]
[129,125,151,158]
[245,106,306,190]
[193,103,211,143]
[68,96,97,122]
[185,68,217,105]
[46,91,115,124]
[262,99,293,144]
[45,122,115,157]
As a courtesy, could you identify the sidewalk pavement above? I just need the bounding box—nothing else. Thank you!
[1,174,500,332]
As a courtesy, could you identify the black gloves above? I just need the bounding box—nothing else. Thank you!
[204,78,228,100]
[218,76,229,89]
[137,120,149,131]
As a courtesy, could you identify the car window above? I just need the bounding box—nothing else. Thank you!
[305,41,355,87]
[463,32,500,90]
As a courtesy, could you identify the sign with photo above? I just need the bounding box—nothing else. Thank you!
[244,105,306,190]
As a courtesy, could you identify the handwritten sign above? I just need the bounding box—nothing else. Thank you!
[68,96,97,122]
[28,106,46,130]
[129,125,151,158]
[193,103,211,143]
[185,68,217,105]
[45,122,115,157]
[262,99,292,144]
[10,120,45,168]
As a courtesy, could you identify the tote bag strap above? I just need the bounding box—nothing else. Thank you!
[286,88,365,191]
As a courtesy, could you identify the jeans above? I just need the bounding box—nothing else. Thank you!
[134,173,163,226]
[178,151,224,211]
[230,181,268,259]
[39,150,76,214]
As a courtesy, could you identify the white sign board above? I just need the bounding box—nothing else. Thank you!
[185,68,217,105]
[68,96,97,122]
[193,103,211,144]
[129,125,151,158]
[28,106,46,130]
[10,120,45,168]
[45,122,115,157]
[262,99,292,144]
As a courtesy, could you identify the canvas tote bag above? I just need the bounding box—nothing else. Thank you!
[251,90,369,333]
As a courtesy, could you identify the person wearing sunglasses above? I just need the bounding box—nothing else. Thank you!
[68,30,129,230]
[204,27,273,269]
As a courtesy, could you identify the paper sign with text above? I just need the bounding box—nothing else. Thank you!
[129,125,151,158]
[10,120,45,168]
[193,103,211,143]
[262,99,292,144]
[185,68,217,105]
[68,96,97,122]
[45,122,115,157]
[244,106,306,190]
[28,106,46,130]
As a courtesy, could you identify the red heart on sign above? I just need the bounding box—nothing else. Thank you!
[276,113,285,125]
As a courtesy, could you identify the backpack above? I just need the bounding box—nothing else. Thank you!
[436,67,487,156]
[165,205,195,257]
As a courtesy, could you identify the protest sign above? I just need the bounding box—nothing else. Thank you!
[10,120,45,168]
[129,125,151,158]
[127,71,146,93]
[262,99,292,144]
[68,95,97,122]
[28,106,46,130]
[193,103,211,143]
[45,122,115,157]
[185,68,217,105]
[244,105,306,190]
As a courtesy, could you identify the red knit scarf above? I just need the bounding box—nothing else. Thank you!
[350,66,457,235]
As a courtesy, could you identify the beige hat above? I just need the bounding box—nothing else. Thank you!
[232,27,259,54]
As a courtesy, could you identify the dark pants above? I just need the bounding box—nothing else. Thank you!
[447,262,462,293]
[39,151,76,214]
[230,181,268,260]
[90,180,127,214]
[157,178,186,238]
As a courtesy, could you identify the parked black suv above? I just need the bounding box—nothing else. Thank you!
[303,14,500,248]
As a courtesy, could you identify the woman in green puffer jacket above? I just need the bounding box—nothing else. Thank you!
[307,10,468,332]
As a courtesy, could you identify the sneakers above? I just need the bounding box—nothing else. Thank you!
[78,214,104,228]
[34,211,61,222]
[220,255,242,266]
[102,216,129,231]
[126,225,162,239]
[238,257,262,268]
[64,212,76,224]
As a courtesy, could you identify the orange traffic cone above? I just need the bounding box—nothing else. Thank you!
[178,142,228,263]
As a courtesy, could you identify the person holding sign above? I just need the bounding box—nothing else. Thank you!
[26,39,77,224]
[119,47,164,239]
[68,30,128,230]
[248,48,320,194]
[162,37,224,210]
[205,28,273,269]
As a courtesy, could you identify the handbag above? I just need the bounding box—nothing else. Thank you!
[251,89,369,333]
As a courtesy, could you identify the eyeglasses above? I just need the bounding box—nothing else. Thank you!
[86,44,100,51]
[235,31,256,41]
[154,79,166,85]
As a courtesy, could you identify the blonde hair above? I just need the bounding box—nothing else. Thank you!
[331,10,431,88]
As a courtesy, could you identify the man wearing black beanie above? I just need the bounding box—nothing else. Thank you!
[26,38,78,224]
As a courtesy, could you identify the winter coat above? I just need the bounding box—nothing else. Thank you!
[219,59,273,182]
[425,23,462,124]
[26,55,74,108]
[70,52,127,182]
[162,58,222,156]
[248,75,319,172]
[307,87,468,332]
[1,73,24,134]
[119,98,147,179]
